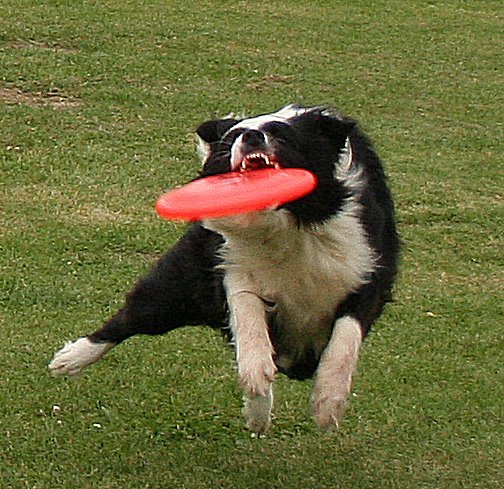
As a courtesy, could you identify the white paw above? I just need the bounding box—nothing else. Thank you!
[311,391,348,431]
[243,392,273,435]
[238,356,277,397]
[48,338,113,376]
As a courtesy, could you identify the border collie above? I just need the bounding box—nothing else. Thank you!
[49,104,399,434]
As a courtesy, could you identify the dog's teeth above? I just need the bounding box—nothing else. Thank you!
[239,153,274,171]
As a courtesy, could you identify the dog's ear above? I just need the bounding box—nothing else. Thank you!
[330,117,356,137]
[195,118,239,163]
[315,110,356,138]
[196,118,239,144]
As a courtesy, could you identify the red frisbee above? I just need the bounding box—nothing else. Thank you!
[155,168,317,221]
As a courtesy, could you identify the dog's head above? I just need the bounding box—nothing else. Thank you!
[195,105,357,224]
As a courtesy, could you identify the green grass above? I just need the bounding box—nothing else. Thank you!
[1,0,502,487]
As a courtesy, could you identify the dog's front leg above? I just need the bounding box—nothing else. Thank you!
[311,315,363,431]
[227,288,277,435]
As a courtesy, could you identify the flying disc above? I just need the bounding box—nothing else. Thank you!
[155,168,317,221]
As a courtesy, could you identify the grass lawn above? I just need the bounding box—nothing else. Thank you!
[1,1,502,487]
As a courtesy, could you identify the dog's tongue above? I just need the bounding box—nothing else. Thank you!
[244,157,269,171]
[239,154,279,172]
[156,168,317,221]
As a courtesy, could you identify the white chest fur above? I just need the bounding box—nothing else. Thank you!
[204,204,376,363]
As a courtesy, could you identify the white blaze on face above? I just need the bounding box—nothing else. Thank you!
[230,133,274,170]
[228,105,306,170]
[230,104,307,133]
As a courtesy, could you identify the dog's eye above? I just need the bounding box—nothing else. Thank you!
[263,121,288,138]
[263,121,297,147]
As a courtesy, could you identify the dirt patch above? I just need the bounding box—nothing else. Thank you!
[2,185,143,230]
[0,86,82,110]
[7,39,78,54]
[247,74,293,91]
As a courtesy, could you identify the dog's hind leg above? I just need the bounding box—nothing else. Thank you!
[311,315,363,430]
[49,225,226,376]
[227,287,277,435]
[48,285,195,377]
[48,297,170,377]
[49,337,115,377]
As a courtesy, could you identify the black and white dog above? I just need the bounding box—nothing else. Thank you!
[50,104,399,434]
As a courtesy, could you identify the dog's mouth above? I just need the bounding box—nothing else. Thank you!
[239,153,280,172]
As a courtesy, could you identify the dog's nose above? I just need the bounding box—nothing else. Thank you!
[241,129,266,148]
